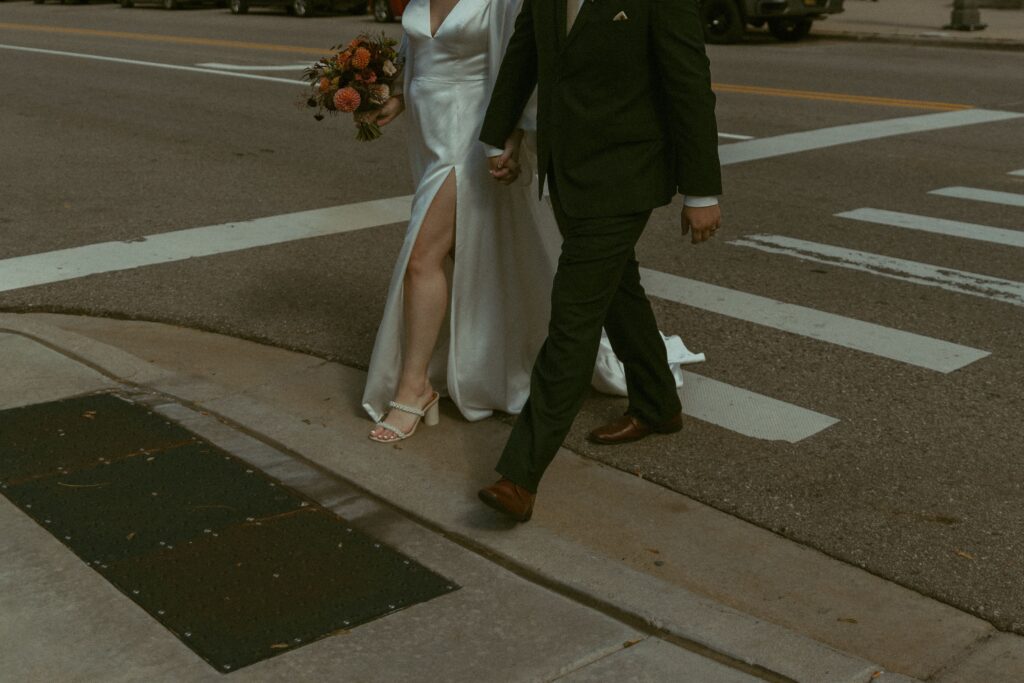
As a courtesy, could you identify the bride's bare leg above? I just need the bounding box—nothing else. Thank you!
[371,170,457,440]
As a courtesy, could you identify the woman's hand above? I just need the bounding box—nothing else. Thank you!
[488,129,525,185]
[376,95,406,126]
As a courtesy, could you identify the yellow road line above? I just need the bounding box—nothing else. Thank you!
[0,21,326,56]
[713,82,971,111]
[0,22,975,111]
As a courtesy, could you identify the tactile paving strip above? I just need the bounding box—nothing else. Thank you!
[0,393,457,672]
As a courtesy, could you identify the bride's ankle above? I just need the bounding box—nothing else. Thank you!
[395,381,434,404]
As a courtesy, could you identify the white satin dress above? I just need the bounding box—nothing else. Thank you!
[361,0,704,424]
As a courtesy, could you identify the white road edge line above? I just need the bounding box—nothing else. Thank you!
[0,197,414,293]
[679,370,837,443]
[195,62,312,72]
[718,109,1024,166]
[0,44,306,86]
[639,268,987,374]
[837,208,1024,248]
[1008,169,1024,177]
[730,235,1024,309]
[928,186,1024,208]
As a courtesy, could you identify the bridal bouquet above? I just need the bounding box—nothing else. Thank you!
[302,33,403,142]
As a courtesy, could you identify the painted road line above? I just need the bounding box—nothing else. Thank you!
[0,22,324,56]
[0,44,305,85]
[0,197,413,293]
[718,133,755,141]
[639,269,987,373]
[731,235,1024,308]
[719,110,1024,166]
[929,187,1024,208]
[712,82,970,112]
[195,62,312,72]
[1010,169,1024,177]
[837,208,1024,248]
[679,371,837,442]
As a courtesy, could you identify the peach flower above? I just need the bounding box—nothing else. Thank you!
[333,87,361,112]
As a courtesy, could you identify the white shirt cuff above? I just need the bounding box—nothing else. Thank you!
[683,195,719,208]
[484,145,505,158]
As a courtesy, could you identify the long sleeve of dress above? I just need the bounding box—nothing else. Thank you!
[485,0,538,135]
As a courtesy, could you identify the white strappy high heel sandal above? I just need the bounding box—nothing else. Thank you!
[369,392,440,443]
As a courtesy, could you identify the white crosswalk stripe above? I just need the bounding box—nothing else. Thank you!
[1009,169,1024,177]
[0,197,413,294]
[678,371,838,443]
[730,234,1024,308]
[929,186,1024,208]
[640,269,987,374]
[718,110,1023,166]
[836,208,1024,248]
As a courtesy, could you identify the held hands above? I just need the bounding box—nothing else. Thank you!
[682,204,722,245]
[488,129,525,185]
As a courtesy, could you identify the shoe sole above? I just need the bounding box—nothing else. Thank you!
[478,490,532,523]
[587,423,682,446]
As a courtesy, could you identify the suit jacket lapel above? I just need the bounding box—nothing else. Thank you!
[555,0,567,51]
[564,0,592,50]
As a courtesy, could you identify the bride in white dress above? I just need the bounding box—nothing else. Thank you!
[362,0,702,441]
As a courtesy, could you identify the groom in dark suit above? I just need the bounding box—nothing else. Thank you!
[478,0,723,522]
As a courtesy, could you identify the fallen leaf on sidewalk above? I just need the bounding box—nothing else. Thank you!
[837,617,858,624]
[126,532,136,541]
[270,643,290,650]
[645,548,660,555]
[955,549,976,561]
[623,639,642,648]
[82,411,97,420]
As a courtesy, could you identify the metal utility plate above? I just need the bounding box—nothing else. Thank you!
[0,393,457,673]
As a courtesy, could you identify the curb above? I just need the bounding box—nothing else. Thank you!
[813,29,1024,52]
[0,312,926,682]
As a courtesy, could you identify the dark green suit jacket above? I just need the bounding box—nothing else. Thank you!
[480,0,722,218]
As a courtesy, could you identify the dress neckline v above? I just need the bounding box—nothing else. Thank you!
[428,0,468,38]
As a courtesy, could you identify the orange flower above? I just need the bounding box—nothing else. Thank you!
[349,38,362,50]
[333,87,361,112]
[336,50,351,68]
[351,47,371,70]
[318,77,331,93]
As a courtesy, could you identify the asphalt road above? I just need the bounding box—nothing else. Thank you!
[2,1,1024,634]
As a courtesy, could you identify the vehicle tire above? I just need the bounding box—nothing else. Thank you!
[120,0,134,6]
[32,0,45,4]
[372,0,393,22]
[291,0,314,16]
[229,0,248,13]
[768,17,813,42]
[162,0,178,9]
[700,0,744,44]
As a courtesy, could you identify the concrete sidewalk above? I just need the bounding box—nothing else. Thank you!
[2,312,1024,681]
[812,0,1024,50]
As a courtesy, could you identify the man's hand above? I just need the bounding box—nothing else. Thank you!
[488,129,525,185]
[375,95,405,126]
[682,204,722,244]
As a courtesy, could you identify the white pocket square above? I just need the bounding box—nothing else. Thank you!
[612,10,628,21]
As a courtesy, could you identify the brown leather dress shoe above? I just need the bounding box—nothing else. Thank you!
[587,412,683,445]
[478,478,535,522]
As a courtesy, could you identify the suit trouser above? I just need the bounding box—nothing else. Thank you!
[496,174,683,493]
